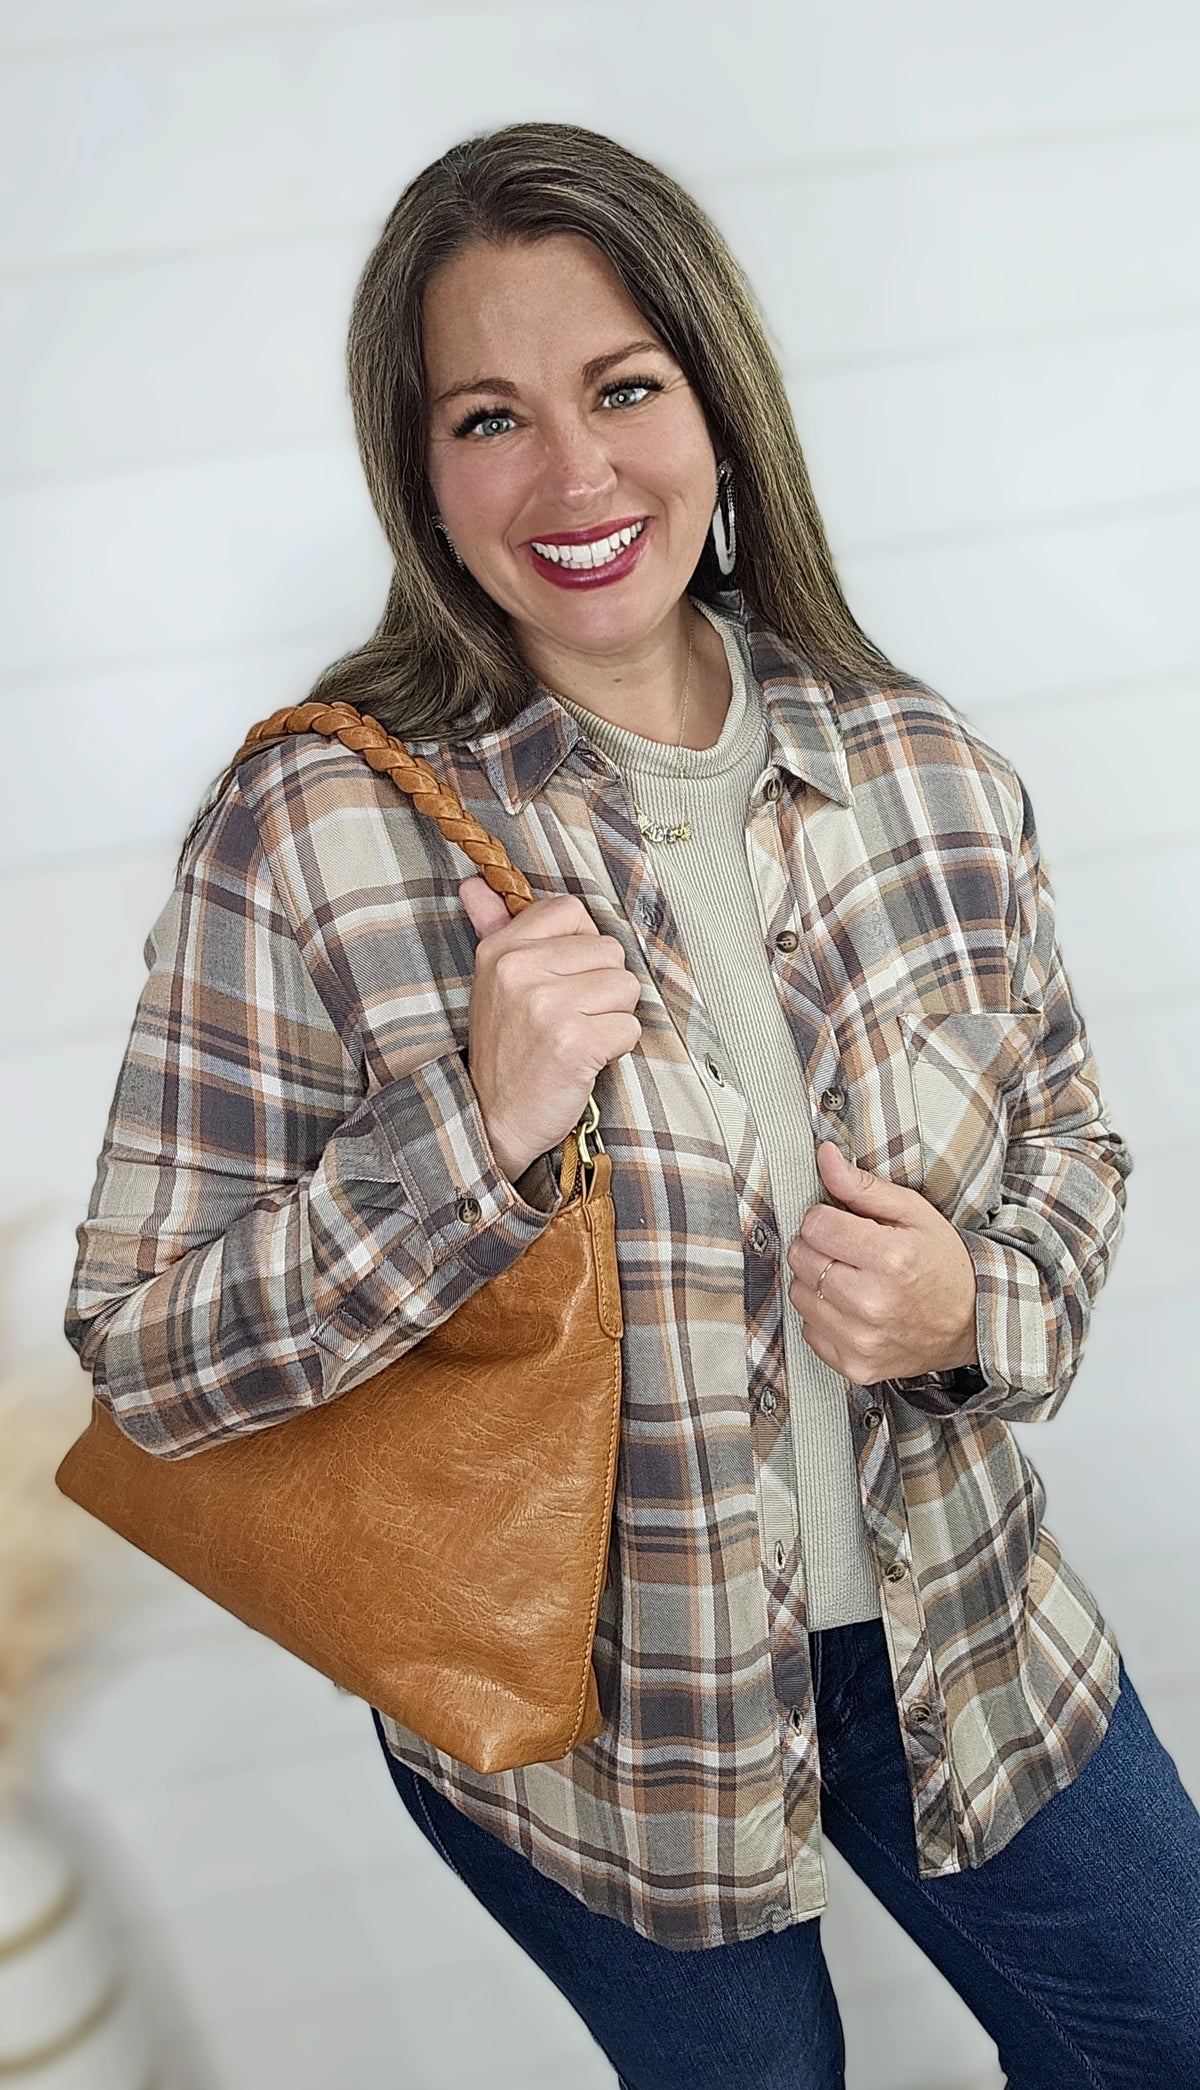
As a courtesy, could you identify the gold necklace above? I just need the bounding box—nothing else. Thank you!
[631,608,696,845]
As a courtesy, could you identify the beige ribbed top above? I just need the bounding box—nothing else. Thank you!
[554,596,880,1629]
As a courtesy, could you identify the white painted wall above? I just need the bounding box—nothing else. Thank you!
[3,4,1197,2087]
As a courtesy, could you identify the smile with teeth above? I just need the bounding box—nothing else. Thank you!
[530,519,646,569]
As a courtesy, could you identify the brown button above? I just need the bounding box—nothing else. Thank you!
[821,1085,847,1113]
[764,774,782,800]
[775,930,799,952]
[862,1406,883,1429]
[885,1561,908,1582]
[907,1702,933,1728]
[456,1196,481,1224]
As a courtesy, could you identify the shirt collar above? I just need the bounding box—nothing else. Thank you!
[465,587,853,816]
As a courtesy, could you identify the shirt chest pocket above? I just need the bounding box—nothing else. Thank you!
[898,1006,1041,1229]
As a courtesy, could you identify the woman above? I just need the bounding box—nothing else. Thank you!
[65,122,1200,2088]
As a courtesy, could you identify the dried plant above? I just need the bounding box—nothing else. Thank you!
[0,1341,137,1806]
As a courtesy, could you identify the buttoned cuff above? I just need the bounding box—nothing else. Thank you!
[512,1148,566,1212]
[371,1047,565,1277]
[959,1227,1053,1398]
[880,1231,1054,1416]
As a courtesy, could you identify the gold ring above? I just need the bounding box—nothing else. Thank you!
[816,1259,834,1302]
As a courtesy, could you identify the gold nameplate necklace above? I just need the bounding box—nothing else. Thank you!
[630,606,696,845]
[545,604,699,844]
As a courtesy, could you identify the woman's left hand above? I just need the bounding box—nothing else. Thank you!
[787,1142,979,1384]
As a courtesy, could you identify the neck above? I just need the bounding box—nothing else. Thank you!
[523,598,731,747]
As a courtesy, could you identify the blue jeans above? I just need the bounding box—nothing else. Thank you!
[369,1617,1200,2088]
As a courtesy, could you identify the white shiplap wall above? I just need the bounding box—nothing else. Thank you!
[2,5,1197,2088]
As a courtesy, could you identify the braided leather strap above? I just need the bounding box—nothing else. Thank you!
[231,700,596,1192]
[233,700,539,916]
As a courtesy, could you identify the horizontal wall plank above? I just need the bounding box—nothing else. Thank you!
[1057,1548,1200,1691]
[963,683,1200,864]
[2,2,1198,268]
[6,135,1200,477]
[1045,844,1199,1016]
[7,231,1199,565]
[726,126,1200,369]
[0,444,391,680]
[1014,1288,1198,1442]
[3,442,1197,693]
[2,0,473,43]
[0,1036,136,1217]
[1083,1148,1196,1300]
[1076,994,1200,1159]
[1014,1422,1198,1584]
[842,499,1200,709]
[0,850,174,1056]
[0,231,361,480]
[0,642,333,875]
[796,322,1200,553]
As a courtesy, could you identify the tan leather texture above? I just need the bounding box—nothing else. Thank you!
[56,703,625,1774]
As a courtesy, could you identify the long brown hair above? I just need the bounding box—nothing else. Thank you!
[181,118,922,866]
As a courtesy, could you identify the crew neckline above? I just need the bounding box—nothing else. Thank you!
[551,596,763,780]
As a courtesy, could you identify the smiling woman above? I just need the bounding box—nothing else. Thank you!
[174,120,929,871]
[63,119,1200,2090]
[421,232,728,723]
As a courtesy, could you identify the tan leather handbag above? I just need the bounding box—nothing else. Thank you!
[56,702,624,1775]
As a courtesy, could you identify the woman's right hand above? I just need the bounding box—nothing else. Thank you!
[458,876,643,1182]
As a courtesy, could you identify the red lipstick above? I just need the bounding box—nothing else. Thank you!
[524,517,651,590]
[525,514,647,547]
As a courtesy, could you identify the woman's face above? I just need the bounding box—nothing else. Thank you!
[424,232,721,675]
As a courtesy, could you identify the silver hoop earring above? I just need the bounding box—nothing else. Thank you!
[433,515,465,569]
[711,460,737,576]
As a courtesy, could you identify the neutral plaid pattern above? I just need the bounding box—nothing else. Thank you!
[65,586,1132,1950]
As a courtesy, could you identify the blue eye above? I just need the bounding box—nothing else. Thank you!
[451,374,664,440]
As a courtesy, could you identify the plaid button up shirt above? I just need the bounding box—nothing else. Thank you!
[65,587,1132,1950]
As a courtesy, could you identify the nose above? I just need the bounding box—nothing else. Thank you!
[533,410,621,494]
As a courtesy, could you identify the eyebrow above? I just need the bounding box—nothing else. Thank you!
[430,337,670,411]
